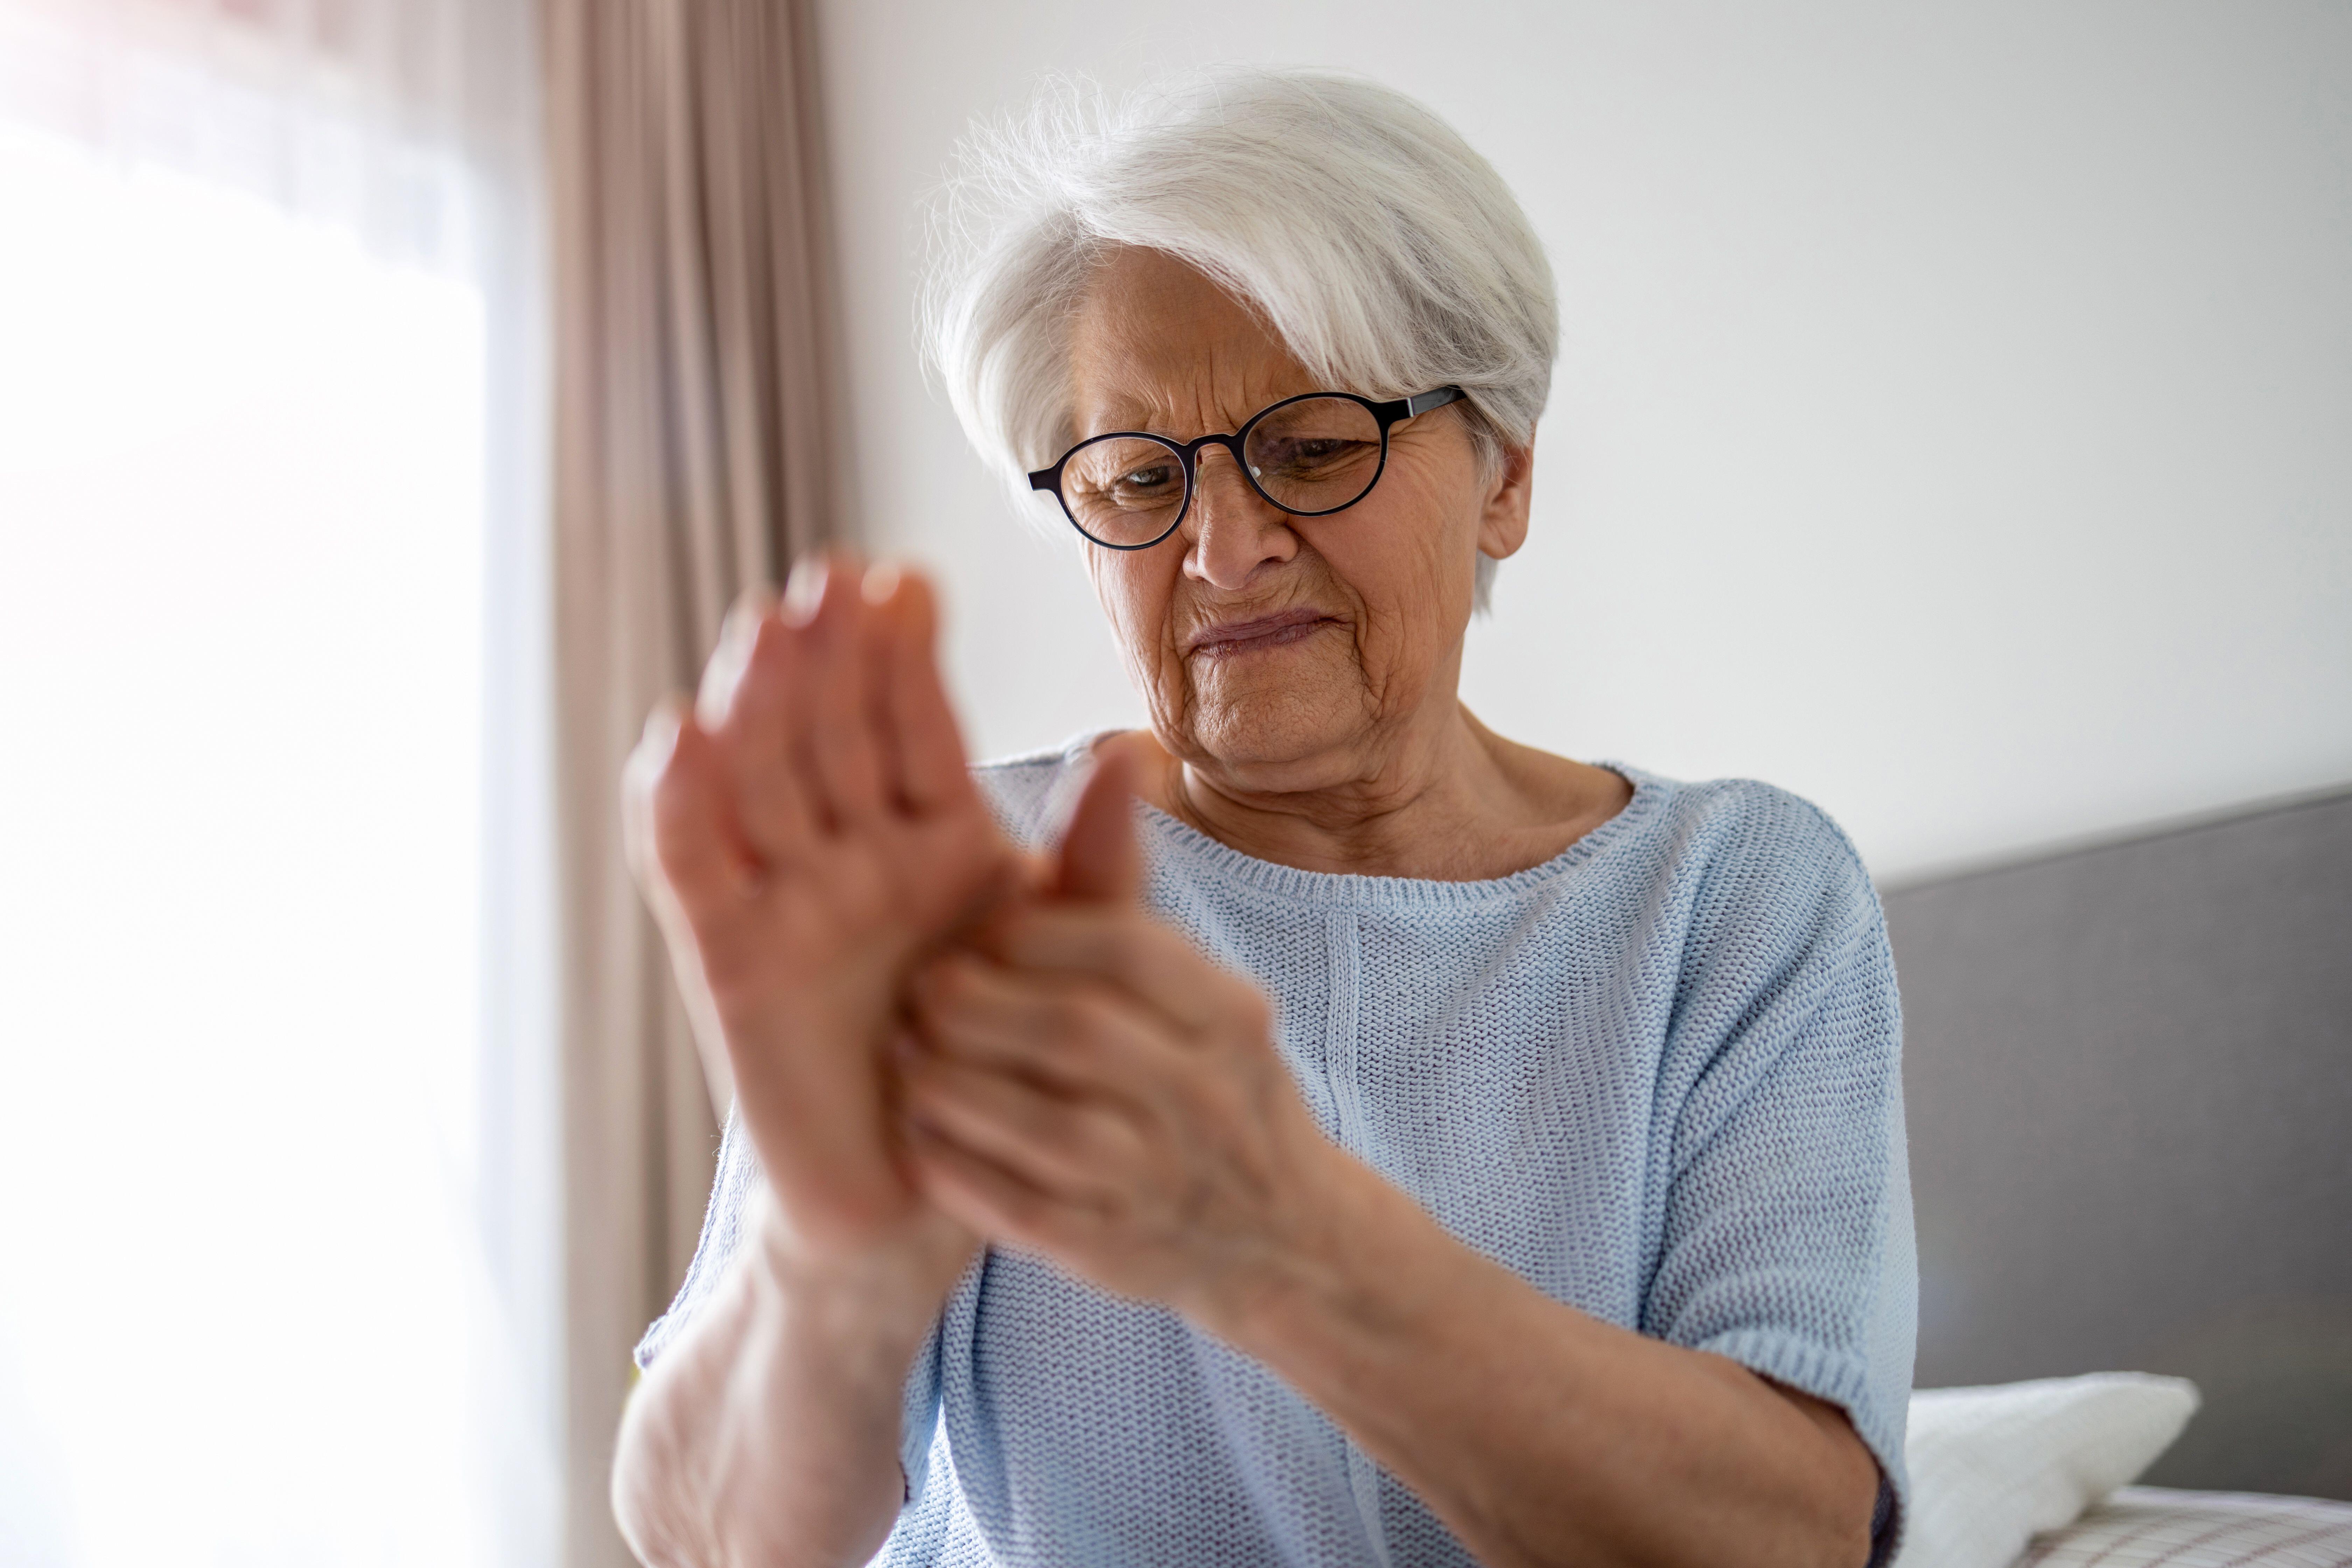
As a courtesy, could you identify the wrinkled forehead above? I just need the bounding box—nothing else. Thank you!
[1065,246,1324,440]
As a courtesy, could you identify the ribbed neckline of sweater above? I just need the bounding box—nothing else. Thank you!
[1032,730,1665,910]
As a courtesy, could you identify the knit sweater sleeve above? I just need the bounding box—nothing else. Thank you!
[1639,783,1917,1563]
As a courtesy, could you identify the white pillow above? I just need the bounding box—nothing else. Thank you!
[1894,1372,2201,1568]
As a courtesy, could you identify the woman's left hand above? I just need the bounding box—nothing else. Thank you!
[895,754,1348,1327]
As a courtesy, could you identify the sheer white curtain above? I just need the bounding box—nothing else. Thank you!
[0,3,554,1566]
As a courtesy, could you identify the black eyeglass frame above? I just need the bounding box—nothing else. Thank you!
[1026,385,1466,551]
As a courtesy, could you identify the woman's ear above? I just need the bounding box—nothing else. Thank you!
[1477,433,1535,564]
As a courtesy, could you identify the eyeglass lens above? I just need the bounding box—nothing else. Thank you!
[1057,396,1386,547]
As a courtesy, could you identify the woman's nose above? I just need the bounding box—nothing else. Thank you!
[1182,443,1296,590]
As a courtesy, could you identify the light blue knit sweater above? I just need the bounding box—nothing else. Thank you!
[640,740,1917,1567]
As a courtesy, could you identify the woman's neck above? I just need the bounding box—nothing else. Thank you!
[1107,707,1632,883]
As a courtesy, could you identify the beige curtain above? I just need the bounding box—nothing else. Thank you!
[541,2,848,1563]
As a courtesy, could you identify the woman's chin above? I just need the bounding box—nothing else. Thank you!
[1180,692,1371,783]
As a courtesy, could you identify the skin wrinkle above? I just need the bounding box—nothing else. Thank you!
[1060,244,1626,883]
[614,227,1883,1568]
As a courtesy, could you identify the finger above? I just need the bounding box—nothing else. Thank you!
[910,952,1178,1097]
[695,584,777,732]
[902,1117,1073,1255]
[974,908,1256,1038]
[902,1053,1138,1200]
[862,561,977,818]
[719,611,820,860]
[622,696,758,929]
[622,702,756,1122]
[854,565,913,822]
[788,551,889,832]
[1051,744,1140,903]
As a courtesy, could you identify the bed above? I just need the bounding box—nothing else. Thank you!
[1878,783,2352,1563]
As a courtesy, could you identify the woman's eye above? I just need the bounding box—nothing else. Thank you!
[1119,465,1177,492]
[1265,437,1365,472]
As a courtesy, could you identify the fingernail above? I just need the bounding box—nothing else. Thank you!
[861,559,903,606]
[781,556,828,626]
[722,586,777,646]
[696,639,748,730]
[639,697,685,767]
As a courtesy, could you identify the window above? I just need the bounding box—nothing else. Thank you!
[0,15,552,1563]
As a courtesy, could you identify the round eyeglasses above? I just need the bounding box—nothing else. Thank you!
[1027,386,1465,550]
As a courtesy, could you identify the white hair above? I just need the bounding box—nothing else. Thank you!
[919,67,1559,612]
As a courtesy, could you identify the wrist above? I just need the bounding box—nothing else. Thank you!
[1192,1141,1440,1361]
[748,1188,976,1362]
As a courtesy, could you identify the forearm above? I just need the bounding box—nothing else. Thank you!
[612,1189,972,1568]
[1206,1157,1877,1568]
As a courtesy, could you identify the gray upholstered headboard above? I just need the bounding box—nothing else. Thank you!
[1882,786,2352,1500]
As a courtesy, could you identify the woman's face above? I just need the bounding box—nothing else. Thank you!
[1067,247,1532,795]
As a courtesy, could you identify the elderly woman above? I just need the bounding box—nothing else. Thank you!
[613,69,1912,1568]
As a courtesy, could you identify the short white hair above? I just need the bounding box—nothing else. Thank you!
[920,67,1559,611]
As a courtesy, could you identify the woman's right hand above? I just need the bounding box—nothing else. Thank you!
[622,554,1019,1267]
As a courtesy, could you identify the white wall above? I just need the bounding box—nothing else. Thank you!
[811,0,2352,880]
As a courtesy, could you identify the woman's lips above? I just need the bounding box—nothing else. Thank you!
[1184,609,1336,658]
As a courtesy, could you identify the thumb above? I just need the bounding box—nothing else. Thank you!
[1051,745,1140,904]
